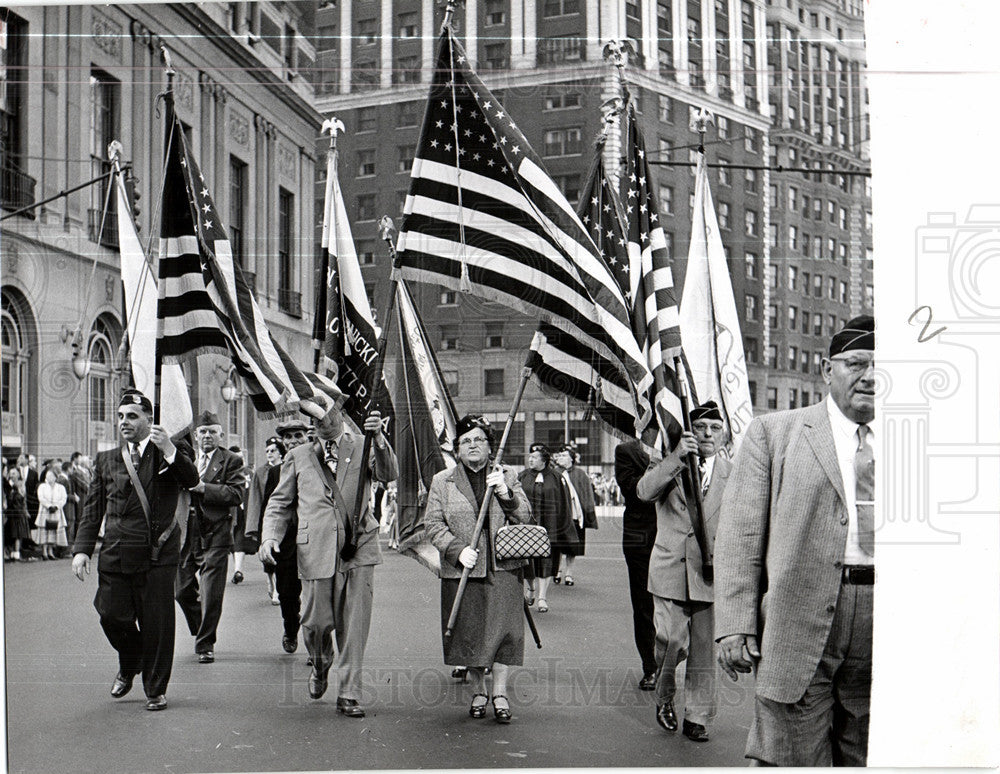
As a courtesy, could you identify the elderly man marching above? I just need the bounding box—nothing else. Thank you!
[637,401,730,743]
[260,403,396,717]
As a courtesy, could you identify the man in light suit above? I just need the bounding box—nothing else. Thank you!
[637,401,731,743]
[714,316,875,766]
[175,410,244,664]
[260,404,396,717]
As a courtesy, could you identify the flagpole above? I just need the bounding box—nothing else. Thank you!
[153,44,176,426]
[342,215,405,560]
[444,357,532,638]
[315,118,346,373]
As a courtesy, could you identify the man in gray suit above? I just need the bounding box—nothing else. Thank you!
[637,401,731,743]
[714,316,875,766]
[260,404,396,717]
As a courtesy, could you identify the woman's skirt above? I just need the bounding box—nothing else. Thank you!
[5,512,31,542]
[441,569,524,667]
[552,522,585,558]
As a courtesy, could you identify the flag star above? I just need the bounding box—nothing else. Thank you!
[479,134,487,142]
[492,142,499,149]
[430,139,439,148]
[626,205,633,215]
[455,104,462,113]
[458,147,466,156]
[627,188,637,198]
[180,157,187,167]
[638,149,645,159]
[495,111,504,120]
[482,101,492,111]
[198,171,205,181]
[202,203,211,214]
[444,143,452,151]
[450,123,458,132]
[618,237,627,247]
[201,188,209,197]
[457,55,466,63]
[650,212,659,222]
[639,203,647,213]
[486,158,495,166]
[440,100,448,108]
[499,136,507,144]
[204,220,213,229]
[511,145,520,155]
[591,196,599,206]
[582,214,590,224]
[641,232,649,242]
[472,152,481,161]
[606,229,614,239]
[608,255,617,265]
[603,203,611,212]
[436,120,443,128]
[464,128,472,137]
[629,172,637,182]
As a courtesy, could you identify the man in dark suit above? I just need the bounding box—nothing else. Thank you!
[715,317,875,766]
[68,452,92,545]
[261,405,396,717]
[614,440,658,691]
[637,401,731,743]
[71,389,199,711]
[175,410,244,664]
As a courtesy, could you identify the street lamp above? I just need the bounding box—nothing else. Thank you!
[214,363,238,403]
[59,324,91,380]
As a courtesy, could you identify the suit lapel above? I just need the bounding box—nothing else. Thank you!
[802,403,847,507]
[452,464,478,512]
[308,443,336,495]
[703,457,730,524]
[204,449,222,482]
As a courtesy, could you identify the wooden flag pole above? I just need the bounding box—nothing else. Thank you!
[153,44,175,426]
[673,355,713,582]
[314,117,347,373]
[342,215,404,560]
[444,359,532,638]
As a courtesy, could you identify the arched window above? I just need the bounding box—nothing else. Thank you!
[87,315,122,429]
[1,295,28,439]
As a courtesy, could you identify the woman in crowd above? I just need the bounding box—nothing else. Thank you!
[246,436,286,603]
[4,466,32,561]
[424,415,530,724]
[32,465,68,559]
[551,444,597,587]
[517,443,573,613]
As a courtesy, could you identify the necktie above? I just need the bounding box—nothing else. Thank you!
[324,440,339,477]
[855,425,875,556]
[131,443,142,469]
[198,451,210,477]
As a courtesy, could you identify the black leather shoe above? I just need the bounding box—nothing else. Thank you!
[656,700,678,732]
[111,672,134,699]
[308,669,329,700]
[451,667,469,681]
[337,697,366,718]
[145,695,167,711]
[198,651,215,664]
[683,719,710,742]
[469,692,489,719]
[282,635,298,653]
[492,695,512,724]
[232,571,244,584]
[638,673,656,691]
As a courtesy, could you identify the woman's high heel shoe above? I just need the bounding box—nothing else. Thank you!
[492,695,512,724]
[469,693,489,719]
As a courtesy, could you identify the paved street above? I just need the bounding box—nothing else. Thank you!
[3,516,754,774]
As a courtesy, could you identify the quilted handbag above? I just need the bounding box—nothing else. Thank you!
[494,523,551,561]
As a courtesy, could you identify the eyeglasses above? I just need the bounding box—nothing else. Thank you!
[458,437,489,448]
[831,356,874,374]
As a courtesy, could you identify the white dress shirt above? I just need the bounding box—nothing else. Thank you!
[825,396,874,566]
[133,436,177,466]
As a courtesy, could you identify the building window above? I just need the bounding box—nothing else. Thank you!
[788,186,798,210]
[443,369,460,396]
[1,11,31,213]
[87,318,120,426]
[229,156,247,265]
[768,184,778,209]
[788,346,797,371]
[766,344,777,367]
[815,275,824,298]
[744,167,757,193]
[717,115,729,139]
[744,128,757,153]
[658,137,672,157]
[768,304,778,330]
[485,323,504,349]
[827,276,837,300]
[544,92,581,110]
[397,11,418,38]
[828,313,837,334]
[394,54,420,84]
[484,368,505,396]
[1,296,28,438]
[789,388,798,409]
[543,127,583,157]
[658,95,673,123]
[357,194,377,221]
[745,209,758,236]
[397,145,415,174]
[553,173,581,204]
[353,60,378,91]
[358,107,377,133]
[543,0,581,16]
[839,243,848,264]
[662,231,674,258]
[440,327,458,350]
[278,188,295,304]
[813,313,823,336]
[537,35,584,64]
[440,290,457,306]
[357,149,376,177]
[626,0,640,18]
[745,252,758,278]
[718,201,730,229]
[767,387,778,409]
[788,306,797,331]
[788,225,798,251]
[89,70,120,248]
[813,352,823,375]
[719,161,731,187]
[356,18,378,45]
[801,350,810,373]
[745,337,759,364]
[839,280,848,304]
[766,263,778,289]
[839,206,848,229]
[398,101,420,128]
[484,43,508,70]
[357,239,376,266]
[745,294,758,321]
[788,265,798,290]
[485,0,506,25]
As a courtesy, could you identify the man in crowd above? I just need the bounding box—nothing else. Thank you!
[19,453,38,525]
[175,410,244,664]
[613,439,658,691]
[637,401,730,743]
[260,405,396,717]
[246,419,311,653]
[71,389,198,711]
[68,452,93,544]
[715,316,875,766]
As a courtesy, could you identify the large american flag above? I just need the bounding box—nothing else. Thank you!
[527,147,653,441]
[396,29,652,395]
[623,104,686,442]
[158,105,339,418]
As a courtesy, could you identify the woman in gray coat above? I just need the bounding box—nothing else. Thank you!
[424,415,530,724]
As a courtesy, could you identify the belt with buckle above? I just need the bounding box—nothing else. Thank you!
[841,565,875,585]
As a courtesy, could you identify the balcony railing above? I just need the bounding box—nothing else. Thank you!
[1,161,37,217]
[278,288,302,317]
[88,209,119,250]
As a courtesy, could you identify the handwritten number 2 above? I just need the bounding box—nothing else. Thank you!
[908,306,946,343]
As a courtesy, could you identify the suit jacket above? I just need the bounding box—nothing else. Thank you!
[262,430,397,579]
[614,441,657,550]
[424,463,530,579]
[23,467,38,518]
[564,466,598,529]
[187,446,244,550]
[243,462,276,538]
[73,440,199,572]
[637,453,731,603]
[714,401,856,704]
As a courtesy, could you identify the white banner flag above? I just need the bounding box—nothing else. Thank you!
[680,155,754,457]
[116,174,193,438]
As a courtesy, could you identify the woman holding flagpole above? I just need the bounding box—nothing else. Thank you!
[424,415,530,724]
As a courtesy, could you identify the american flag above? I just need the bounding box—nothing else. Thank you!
[527,147,653,441]
[315,139,394,434]
[396,29,652,395]
[623,104,686,442]
[158,106,339,418]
